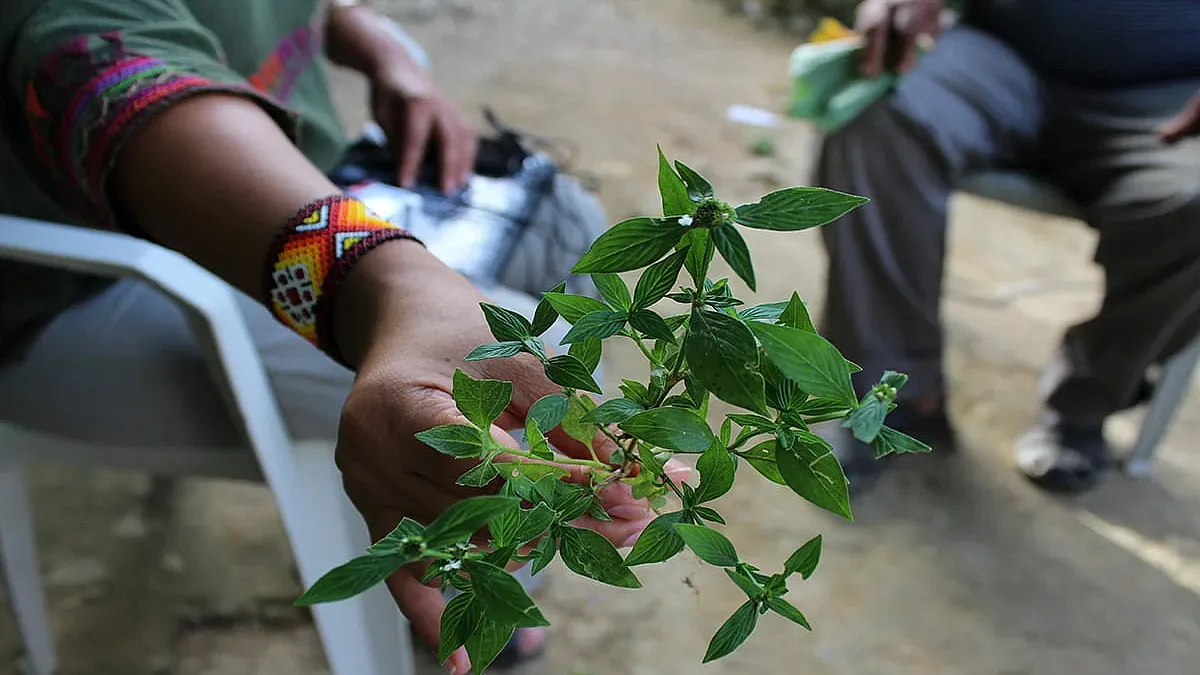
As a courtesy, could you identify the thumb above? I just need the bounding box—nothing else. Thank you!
[384,569,471,674]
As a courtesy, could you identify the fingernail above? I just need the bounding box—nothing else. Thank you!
[608,505,650,521]
[621,532,642,549]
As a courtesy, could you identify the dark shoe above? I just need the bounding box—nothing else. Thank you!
[1014,412,1110,494]
[820,404,956,496]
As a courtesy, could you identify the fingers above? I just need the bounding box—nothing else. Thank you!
[384,569,470,674]
[1159,94,1200,144]
[397,104,435,189]
[857,2,896,77]
[439,120,477,194]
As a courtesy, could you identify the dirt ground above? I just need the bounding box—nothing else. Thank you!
[4,1,1200,674]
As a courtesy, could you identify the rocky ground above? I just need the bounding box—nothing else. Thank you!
[4,1,1200,674]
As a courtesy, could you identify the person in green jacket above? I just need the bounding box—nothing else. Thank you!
[0,1,659,672]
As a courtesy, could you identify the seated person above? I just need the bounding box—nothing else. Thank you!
[816,0,1200,493]
[0,0,651,671]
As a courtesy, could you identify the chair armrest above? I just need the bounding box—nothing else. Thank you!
[0,216,298,485]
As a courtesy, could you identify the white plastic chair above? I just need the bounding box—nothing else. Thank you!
[959,171,1200,475]
[0,215,415,675]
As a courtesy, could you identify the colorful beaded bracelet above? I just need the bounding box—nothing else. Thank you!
[264,195,419,363]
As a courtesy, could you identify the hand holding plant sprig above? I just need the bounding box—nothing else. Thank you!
[297,149,930,672]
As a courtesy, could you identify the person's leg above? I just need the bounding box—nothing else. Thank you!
[1015,79,1200,491]
[816,26,1045,487]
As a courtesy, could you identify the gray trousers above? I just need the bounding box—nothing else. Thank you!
[818,26,1200,425]
[0,173,605,447]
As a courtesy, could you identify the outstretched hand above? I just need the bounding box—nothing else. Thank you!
[332,242,668,673]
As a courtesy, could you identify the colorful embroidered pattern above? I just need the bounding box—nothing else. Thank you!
[248,21,323,101]
[24,32,258,225]
[266,196,420,358]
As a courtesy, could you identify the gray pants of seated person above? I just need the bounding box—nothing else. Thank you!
[817,26,1200,426]
[0,173,607,589]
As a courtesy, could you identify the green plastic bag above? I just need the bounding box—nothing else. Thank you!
[787,39,897,133]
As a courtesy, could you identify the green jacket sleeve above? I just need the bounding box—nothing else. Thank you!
[0,0,297,230]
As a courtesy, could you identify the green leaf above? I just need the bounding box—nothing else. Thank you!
[480,303,534,341]
[725,567,763,600]
[530,536,558,575]
[424,496,520,549]
[657,145,693,217]
[523,418,555,460]
[620,407,716,453]
[711,222,757,292]
[762,359,806,412]
[593,273,632,311]
[465,560,550,627]
[675,524,739,566]
[686,309,768,414]
[437,591,479,664]
[795,397,853,417]
[561,394,598,449]
[619,379,653,407]
[766,597,811,630]
[695,445,736,503]
[734,187,867,231]
[464,341,525,362]
[738,301,788,323]
[629,309,677,343]
[466,613,517,674]
[561,310,627,344]
[531,282,565,335]
[623,512,687,566]
[452,369,514,429]
[693,505,726,524]
[568,338,603,372]
[784,534,822,579]
[748,322,856,406]
[515,503,558,543]
[632,249,687,310]
[551,482,596,522]
[544,355,603,394]
[674,160,714,201]
[682,228,715,287]
[779,292,816,332]
[416,424,485,459]
[492,461,568,485]
[703,601,758,663]
[572,217,686,274]
[558,525,642,588]
[843,396,887,443]
[741,440,787,486]
[542,292,610,324]
[528,393,570,432]
[367,517,425,556]
[583,397,645,424]
[457,461,501,488]
[295,554,407,606]
[870,425,932,458]
[775,433,852,520]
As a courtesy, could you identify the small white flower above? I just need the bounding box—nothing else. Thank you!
[443,560,463,571]
[678,214,694,227]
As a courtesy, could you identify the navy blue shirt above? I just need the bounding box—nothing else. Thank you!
[966,0,1200,88]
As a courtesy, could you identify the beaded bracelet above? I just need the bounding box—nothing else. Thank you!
[264,195,420,363]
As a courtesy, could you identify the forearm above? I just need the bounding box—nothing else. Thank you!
[323,1,423,78]
[108,93,427,366]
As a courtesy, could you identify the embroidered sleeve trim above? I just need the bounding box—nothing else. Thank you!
[24,33,292,228]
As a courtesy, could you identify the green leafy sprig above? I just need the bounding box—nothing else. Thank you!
[296,148,930,672]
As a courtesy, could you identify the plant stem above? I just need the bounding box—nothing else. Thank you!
[626,330,658,366]
[506,447,610,470]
